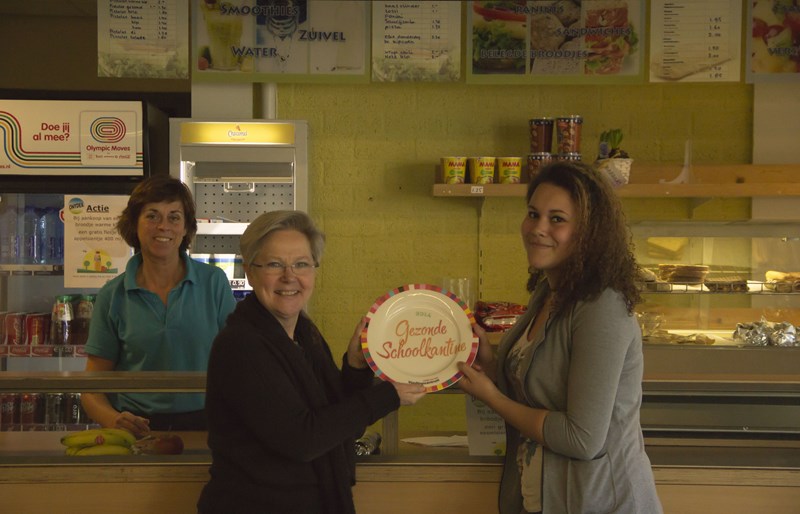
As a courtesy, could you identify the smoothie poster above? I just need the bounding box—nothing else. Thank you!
[747,0,800,83]
[0,100,143,177]
[192,0,371,83]
[63,195,133,289]
[467,0,645,84]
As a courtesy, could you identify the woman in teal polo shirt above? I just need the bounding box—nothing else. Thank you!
[82,175,235,437]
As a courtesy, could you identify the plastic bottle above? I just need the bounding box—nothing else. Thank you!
[50,295,73,348]
[354,431,382,456]
[22,205,42,264]
[72,295,94,347]
[0,200,18,264]
[43,206,64,265]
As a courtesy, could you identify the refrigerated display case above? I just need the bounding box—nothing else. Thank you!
[169,119,308,291]
[0,99,169,426]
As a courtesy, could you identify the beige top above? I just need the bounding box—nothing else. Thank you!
[505,320,543,513]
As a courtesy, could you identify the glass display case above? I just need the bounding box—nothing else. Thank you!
[433,163,800,439]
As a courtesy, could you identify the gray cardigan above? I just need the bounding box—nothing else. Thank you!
[496,284,662,514]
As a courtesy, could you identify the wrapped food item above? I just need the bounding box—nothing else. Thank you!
[733,321,769,346]
[473,301,527,332]
[767,322,797,347]
[733,318,798,347]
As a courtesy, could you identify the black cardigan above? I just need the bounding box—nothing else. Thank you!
[198,294,400,514]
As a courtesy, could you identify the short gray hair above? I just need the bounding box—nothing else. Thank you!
[240,210,325,266]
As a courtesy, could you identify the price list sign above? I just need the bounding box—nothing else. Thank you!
[371,1,461,82]
[97,0,189,79]
[650,0,741,82]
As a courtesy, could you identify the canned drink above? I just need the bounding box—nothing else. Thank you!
[468,157,496,184]
[497,157,523,184]
[529,118,554,153]
[19,393,43,426]
[4,312,25,345]
[527,153,553,181]
[441,157,467,184]
[555,115,583,153]
[0,393,19,430]
[24,312,50,346]
[64,393,84,425]
[44,393,65,427]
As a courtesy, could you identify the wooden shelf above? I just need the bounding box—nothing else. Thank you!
[433,164,800,198]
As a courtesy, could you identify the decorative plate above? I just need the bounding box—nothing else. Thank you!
[361,284,479,392]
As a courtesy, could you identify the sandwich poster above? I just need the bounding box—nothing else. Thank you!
[467,0,645,84]
[746,0,800,83]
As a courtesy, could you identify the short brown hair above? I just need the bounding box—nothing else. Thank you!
[116,175,197,253]
[240,210,325,266]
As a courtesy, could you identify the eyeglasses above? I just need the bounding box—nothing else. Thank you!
[250,261,319,276]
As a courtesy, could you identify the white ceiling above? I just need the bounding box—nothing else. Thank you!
[0,0,97,17]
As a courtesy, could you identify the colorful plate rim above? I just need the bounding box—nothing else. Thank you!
[360,283,479,392]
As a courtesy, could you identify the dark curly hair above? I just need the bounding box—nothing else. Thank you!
[116,175,198,253]
[525,161,640,314]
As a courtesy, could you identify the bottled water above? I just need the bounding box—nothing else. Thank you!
[22,205,42,264]
[0,200,18,264]
[43,207,64,264]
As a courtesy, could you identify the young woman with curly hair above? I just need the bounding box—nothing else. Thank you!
[458,161,662,514]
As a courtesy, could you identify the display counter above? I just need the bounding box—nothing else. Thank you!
[1,371,800,514]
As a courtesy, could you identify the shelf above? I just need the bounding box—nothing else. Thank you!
[0,371,206,393]
[432,164,800,198]
[0,264,63,275]
[196,222,248,235]
[638,281,800,294]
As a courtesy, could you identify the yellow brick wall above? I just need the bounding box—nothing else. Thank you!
[277,81,753,433]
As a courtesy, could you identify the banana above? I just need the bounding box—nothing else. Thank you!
[100,428,136,446]
[60,428,136,449]
[66,444,133,456]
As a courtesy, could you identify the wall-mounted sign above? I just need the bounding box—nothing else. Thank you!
[371,1,461,82]
[650,0,742,83]
[0,100,144,177]
[192,0,370,83]
[63,195,133,288]
[97,0,189,79]
[467,0,645,84]
[747,0,800,83]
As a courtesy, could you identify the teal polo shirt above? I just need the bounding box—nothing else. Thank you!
[85,252,236,415]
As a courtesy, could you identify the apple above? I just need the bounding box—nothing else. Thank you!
[134,433,184,455]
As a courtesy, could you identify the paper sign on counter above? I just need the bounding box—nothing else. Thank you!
[63,195,132,288]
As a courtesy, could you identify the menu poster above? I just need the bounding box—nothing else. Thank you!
[371,1,461,82]
[747,0,800,83]
[467,0,645,84]
[650,0,742,83]
[193,0,370,83]
[97,0,189,79]
[63,195,132,289]
[0,100,144,177]
[465,395,506,456]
